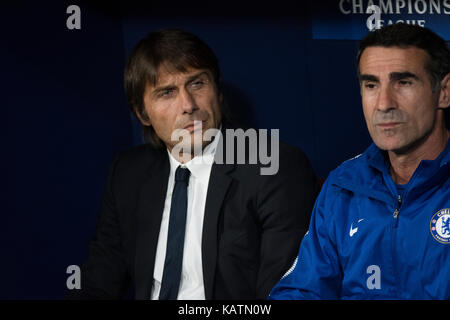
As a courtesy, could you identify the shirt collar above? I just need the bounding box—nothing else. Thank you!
[167,127,222,181]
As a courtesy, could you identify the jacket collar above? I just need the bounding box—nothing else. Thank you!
[365,138,450,174]
[333,138,449,203]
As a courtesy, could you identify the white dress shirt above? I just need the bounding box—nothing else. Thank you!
[151,130,221,300]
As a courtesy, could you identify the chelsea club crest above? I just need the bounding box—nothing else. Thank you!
[430,208,450,244]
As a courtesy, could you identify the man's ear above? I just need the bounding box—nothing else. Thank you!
[438,73,450,110]
[135,107,152,126]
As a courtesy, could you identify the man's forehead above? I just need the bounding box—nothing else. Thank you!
[359,46,429,74]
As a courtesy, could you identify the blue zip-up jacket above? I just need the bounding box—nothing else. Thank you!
[269,140,450,299]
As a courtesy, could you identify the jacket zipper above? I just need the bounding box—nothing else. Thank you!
[393,194,402,227]
[390,193,403,296]
[393,194,402,218]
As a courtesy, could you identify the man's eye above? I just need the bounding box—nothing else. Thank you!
[190,80,205,89]
[364,83,377,89]
[398,80,412,86]
[160,89,174,97]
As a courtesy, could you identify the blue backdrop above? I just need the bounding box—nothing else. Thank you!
[3,1,449,299]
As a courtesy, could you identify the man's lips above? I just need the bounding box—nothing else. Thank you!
[376,122,403,128]
[183,121,205,131]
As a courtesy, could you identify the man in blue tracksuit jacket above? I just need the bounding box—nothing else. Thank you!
[269,23,450,299]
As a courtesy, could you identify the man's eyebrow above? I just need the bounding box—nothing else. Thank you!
[185,71,209,83]
[389,71,419,81]
[151,71,210,96]
[359,74,379,82]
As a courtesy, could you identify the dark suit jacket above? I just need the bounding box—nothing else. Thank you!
[69,129,317,299]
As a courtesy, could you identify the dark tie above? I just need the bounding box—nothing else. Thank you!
[159,166,190,300]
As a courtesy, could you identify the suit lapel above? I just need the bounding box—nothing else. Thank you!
[134,147,170,300]
[202,128,235,299]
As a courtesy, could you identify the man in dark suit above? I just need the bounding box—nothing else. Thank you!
[70,29,317,300]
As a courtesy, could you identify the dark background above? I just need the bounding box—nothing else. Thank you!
[3,1,448,299]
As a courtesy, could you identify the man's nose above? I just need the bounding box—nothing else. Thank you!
[376,85,397,112]
[179,89,197,114]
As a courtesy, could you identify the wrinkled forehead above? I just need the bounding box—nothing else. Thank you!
[147,55,212,87]
[359,46,429,75]
[154,62,196,85]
